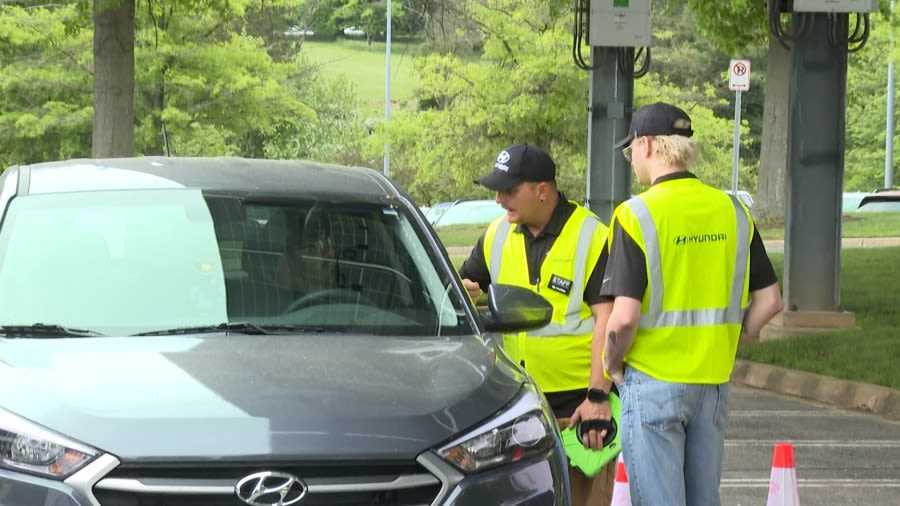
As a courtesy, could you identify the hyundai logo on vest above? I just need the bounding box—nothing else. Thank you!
[673,233,727,246]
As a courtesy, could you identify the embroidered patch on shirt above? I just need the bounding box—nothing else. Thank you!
[548,274,573,295]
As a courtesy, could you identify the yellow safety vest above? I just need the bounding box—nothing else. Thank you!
[610,178,753,383]
[483,204,608,393]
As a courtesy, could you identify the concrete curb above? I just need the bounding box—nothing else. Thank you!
[731,360,900,421]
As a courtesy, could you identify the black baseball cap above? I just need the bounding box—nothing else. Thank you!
[474,143,556,191]
[614,102,694,149]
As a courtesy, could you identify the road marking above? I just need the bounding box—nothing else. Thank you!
[729,410,859,417]
[726,439,900,448]
[721,478,900,488]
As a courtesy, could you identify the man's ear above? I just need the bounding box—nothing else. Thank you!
[538,181,551,199]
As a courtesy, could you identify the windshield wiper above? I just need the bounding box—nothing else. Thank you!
[132,322,274,336]
[0,324,104,338]
[132,322,339,337]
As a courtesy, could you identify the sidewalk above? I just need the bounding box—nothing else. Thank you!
[762,236,900,251]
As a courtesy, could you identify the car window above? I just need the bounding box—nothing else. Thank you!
[0,190,473,337]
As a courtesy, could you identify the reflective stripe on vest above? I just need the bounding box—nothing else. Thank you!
[489,216,600,336]
[625,194,750,328]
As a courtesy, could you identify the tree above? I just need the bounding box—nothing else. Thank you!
[684,1,894,219]
[0,3,94,168]
[845,14,898,191]
[93,0,135,157]
[372,0,736,205]
[0,1,366,167]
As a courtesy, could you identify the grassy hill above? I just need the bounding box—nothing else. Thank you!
[300,39,421,116]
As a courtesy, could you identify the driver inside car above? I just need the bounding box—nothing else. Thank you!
[276,211,336,297]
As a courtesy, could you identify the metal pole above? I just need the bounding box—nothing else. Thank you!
[886,0,896,189]
[732,89,742,193]
[383,0,392,177]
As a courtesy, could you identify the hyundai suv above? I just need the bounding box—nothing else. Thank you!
[0,157,570,506]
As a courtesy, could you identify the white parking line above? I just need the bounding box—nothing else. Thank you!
[729,410,859,417]
[725,439,900,448]
[721,478,900,488]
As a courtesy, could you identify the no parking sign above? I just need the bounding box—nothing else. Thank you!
[729,59,751,91]
[728,59,750,194]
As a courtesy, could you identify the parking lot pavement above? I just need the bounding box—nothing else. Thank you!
[722,384,900,505]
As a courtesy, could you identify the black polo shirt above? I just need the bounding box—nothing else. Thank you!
[600,172,778,302]
[459,193,610,418]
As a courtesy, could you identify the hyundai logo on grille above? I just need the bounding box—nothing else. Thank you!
[235,471,308,506]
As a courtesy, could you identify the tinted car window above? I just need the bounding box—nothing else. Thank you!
[0,189,472,337]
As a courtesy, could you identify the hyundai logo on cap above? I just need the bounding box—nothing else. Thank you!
[235,471,308,506]
[495,150,511,171]
[475,143,556,191]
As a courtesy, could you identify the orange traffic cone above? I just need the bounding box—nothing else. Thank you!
[766,442,800,506]
[610,453,631,505]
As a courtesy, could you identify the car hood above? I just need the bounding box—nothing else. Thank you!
[0,334,523,461]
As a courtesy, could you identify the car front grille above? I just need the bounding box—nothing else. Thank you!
[92,462,442,506]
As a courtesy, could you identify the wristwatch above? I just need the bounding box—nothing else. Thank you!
[586,388,609,403]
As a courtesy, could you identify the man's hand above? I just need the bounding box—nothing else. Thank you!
[567,398,612,450]
[462,278,483,302]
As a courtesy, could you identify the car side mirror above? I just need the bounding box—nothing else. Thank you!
[480,284,552,333]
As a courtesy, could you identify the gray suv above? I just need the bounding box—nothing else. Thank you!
[0,157,570,506]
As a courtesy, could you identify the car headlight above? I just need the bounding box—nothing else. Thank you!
[436,383,556,473]
[0,407,98,479]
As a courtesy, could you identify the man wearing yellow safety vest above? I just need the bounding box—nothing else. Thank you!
[459,143,618,506]
[600,102,785,506]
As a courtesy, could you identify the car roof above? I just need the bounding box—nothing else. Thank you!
[857,189,900,208]
[5,157,401,202]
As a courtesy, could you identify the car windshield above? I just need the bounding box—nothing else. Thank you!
[0,189,473,337]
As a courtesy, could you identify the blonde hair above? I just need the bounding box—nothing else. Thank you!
[652,135,698,168]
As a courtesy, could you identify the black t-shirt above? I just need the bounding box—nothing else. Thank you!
[458,193,611,418]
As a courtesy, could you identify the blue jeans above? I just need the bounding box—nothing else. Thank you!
[618,365,730,506]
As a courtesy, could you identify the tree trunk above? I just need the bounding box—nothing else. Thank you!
[92,0,135,158]
[755,37,791,222]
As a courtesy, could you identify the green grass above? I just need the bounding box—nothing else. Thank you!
[736,248,900,389]
[301,39,420,116]
[439,219,900,390]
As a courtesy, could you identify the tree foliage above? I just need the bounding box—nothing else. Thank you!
[1,0,896,203]
[0,0,365,168]
[370,0,748,205]
[845,14,898,191]
[0,3,93,167]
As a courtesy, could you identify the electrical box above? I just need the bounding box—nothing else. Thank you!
[789,0,879,12]
[589,0,652,47]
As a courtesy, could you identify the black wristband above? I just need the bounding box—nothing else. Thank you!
[586,388,609,403]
